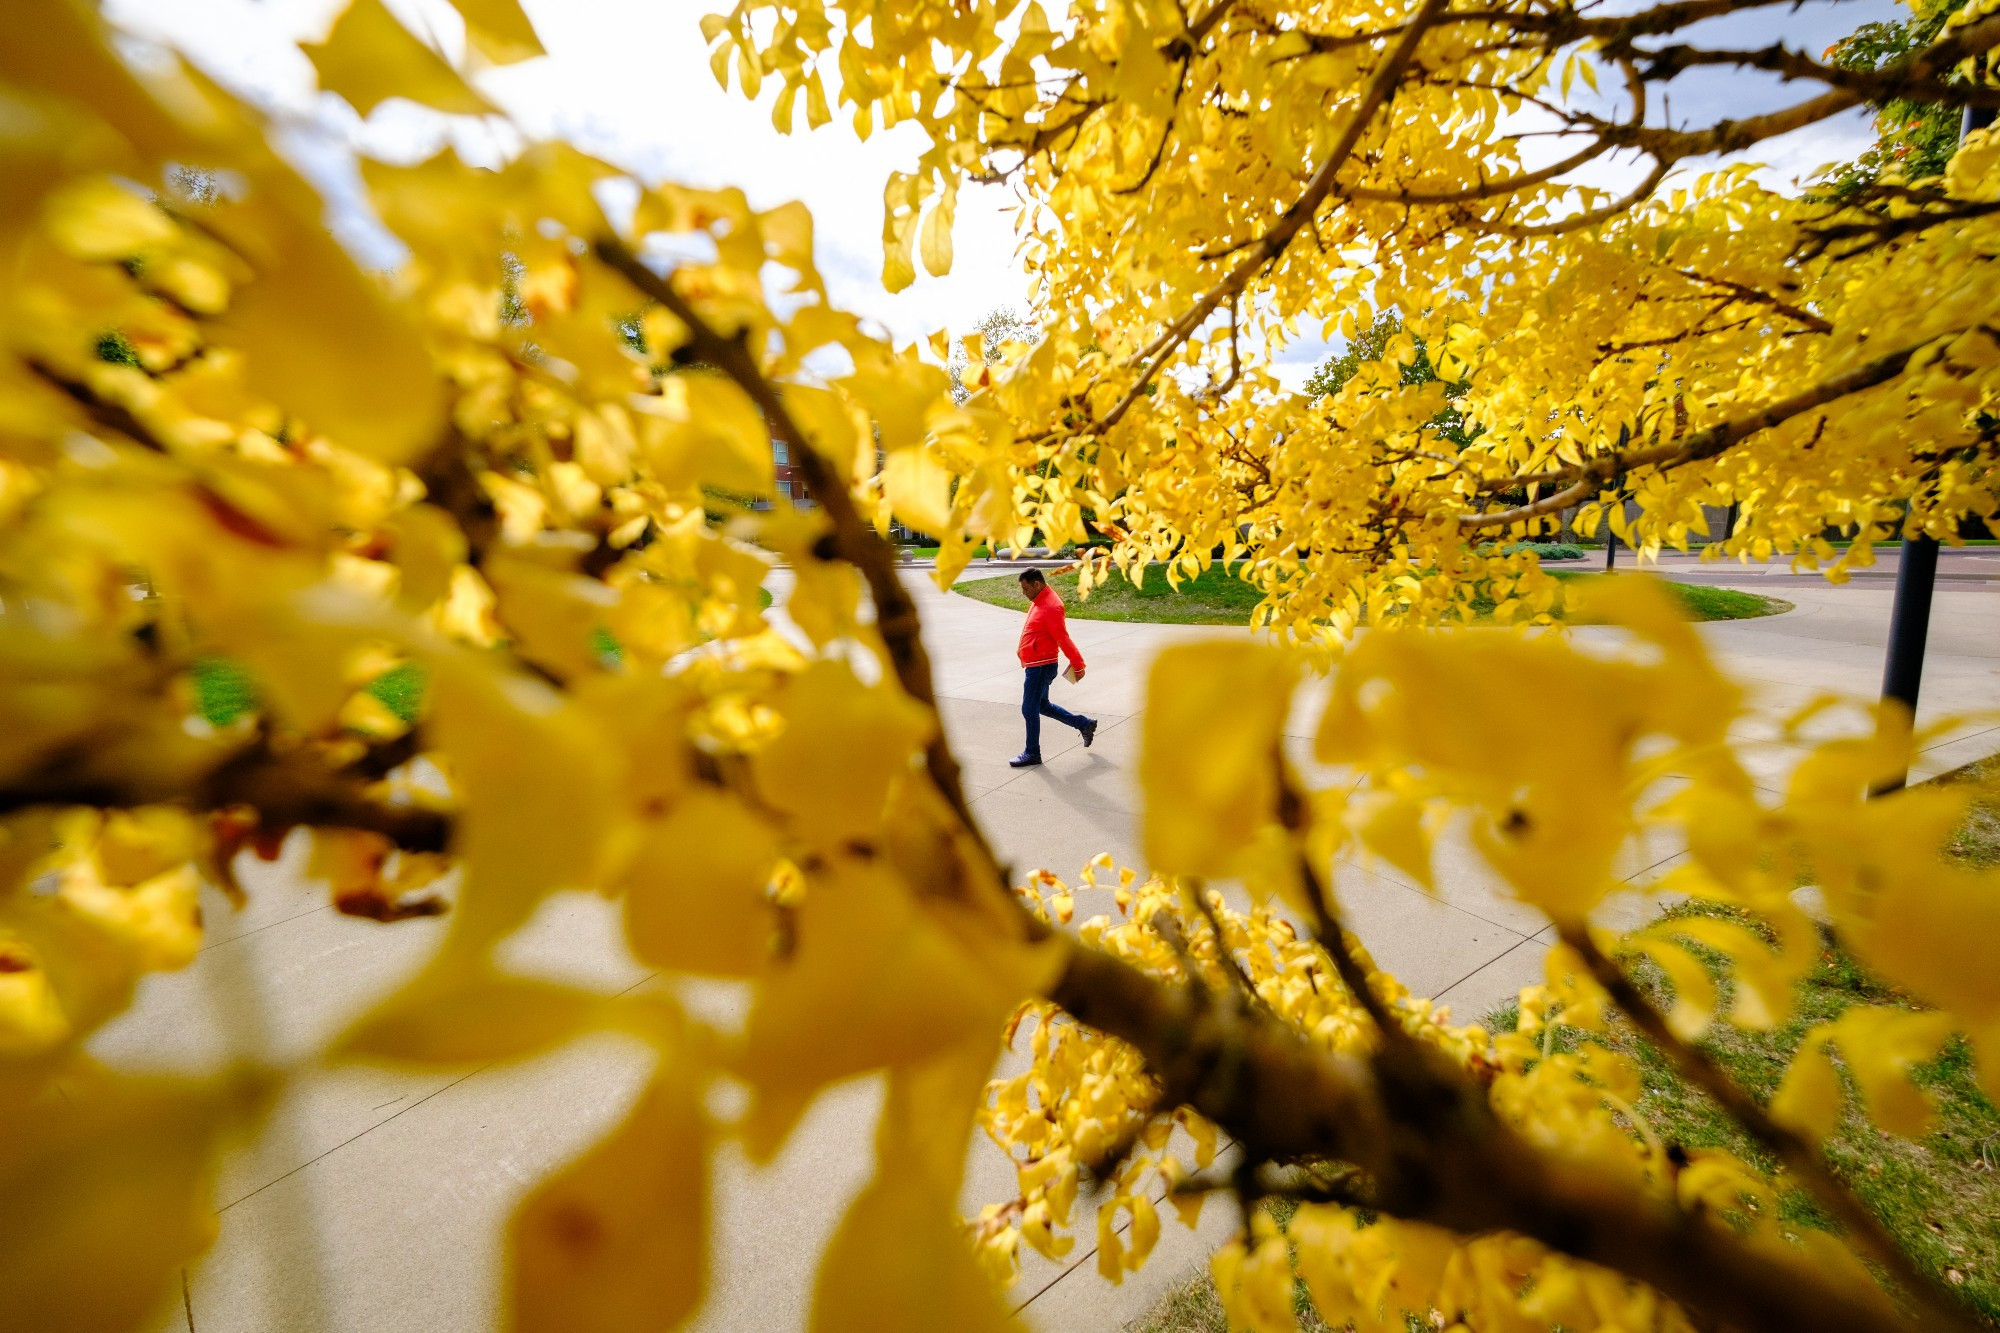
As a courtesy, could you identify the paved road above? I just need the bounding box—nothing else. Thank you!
[1609,544,2000,588]
[113,572,1997,1333]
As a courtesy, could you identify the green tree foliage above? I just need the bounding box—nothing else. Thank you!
[1820,0,1969,196]
[1304,311,1481,447]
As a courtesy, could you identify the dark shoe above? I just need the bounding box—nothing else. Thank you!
[1080,719,1098,748]
[1009,752,1043,768]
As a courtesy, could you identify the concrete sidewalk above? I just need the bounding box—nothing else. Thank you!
[112,573,1997,1333]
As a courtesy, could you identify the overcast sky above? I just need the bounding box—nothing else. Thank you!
[107,0,1906,387]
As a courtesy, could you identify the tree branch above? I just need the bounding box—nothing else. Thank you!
[0,735,450,853]
[1458,334,1949,528]
[1093,0,1454,433]
[591,237,1003,889]
[1555,923,1978,1331]
[591,236,1953,1333]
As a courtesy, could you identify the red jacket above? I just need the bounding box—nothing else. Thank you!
[1018,586,1083,668]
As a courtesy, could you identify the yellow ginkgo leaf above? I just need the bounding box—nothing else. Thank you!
[510,1069,709,1333]
[752,661,932,848]
[622,790,780,977]
[738,860,1015,1112]
[1211,1220,1296,1333]
[880,445,955,538]
[0,932,71,1057]
[448,0,545,65]
[1141,642,1298,876]
[919,178,957,279]
[1630,937,1718,1040]
[427,654,622,948]
[484,548,621,683]
[0,1069,241,1333]
[1831,1005,1953,1139]
[337,967,608,1066]
[305,0,497,117]
[1354,791,1432,892]
[810,1046,1015,1333]
[1771,1028,1843,1143]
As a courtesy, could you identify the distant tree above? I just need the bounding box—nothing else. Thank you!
[1819,0,1969,197]
[1304,310,1481,448]
[949,306,1040,403]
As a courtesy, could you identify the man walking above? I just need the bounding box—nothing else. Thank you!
[1012,569,1097,767]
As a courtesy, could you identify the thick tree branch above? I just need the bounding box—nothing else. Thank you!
[1458,334,1948,528]
[1049,936,1937,1333]
[1555,923,1978,1331]
[0,735,450,852]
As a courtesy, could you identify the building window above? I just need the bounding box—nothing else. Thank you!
[773,440,790,465]
[777,478,792,500]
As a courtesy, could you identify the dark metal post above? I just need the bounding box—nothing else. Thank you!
[1873,102,1989,794]
[1604,527,1617,570]
[1876,536,1940,794]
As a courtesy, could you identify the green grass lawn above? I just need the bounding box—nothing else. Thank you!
[954,563,1790,626]
[1136,752,2000,1333]
[956,562,1268,625]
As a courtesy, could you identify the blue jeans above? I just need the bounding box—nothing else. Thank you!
[1021,663,1088,756]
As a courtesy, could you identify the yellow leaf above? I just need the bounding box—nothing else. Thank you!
[448,0,545,65]
[881,445,954,536]
[622,790,780,977]
[1290,1204,1361,1329]
[781,384,860,478]
[305,0,497,116]
[1141,643,1298,876]
[633,374,776,496]
[427,654,621,948]
[56,860,203,974]
[811,1042,1015,1333]
[42,176,175,261]
[339,968,607,1066]
[1631,937,1718,1039]
[0,931,71,1057]
[1832,1006,1952,1139]
[511,1068,709,1333]
[484,548,620,682]
[753,661,932,847]
[1354,792,1432,892]
[920,178,958,278]
[0,1070,240,1333]
[1853,857,2000,1023]
[1771,1028,1843,1143]
[210,193,446,465]
[1212,1222,1295,1333]
[804,72,831,130]
[383,503,467,612]
[739,860,1015,1111]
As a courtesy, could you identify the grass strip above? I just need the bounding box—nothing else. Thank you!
[954,564,1790,627]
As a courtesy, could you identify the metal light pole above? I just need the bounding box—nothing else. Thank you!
[1874,104,1991,794]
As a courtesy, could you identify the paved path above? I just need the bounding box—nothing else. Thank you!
[112,573,1997,1333]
